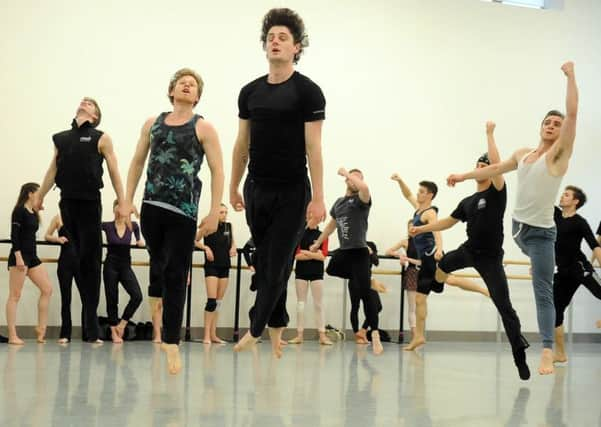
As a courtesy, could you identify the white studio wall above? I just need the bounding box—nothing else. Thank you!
[0,0,600,335]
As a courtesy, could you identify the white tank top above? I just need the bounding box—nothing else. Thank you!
[512,150,563,228]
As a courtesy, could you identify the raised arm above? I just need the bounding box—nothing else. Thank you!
[391,173,417,208]
[548,62,578,175]
[447,148,529,187]
[230,119,250,211]
[486,121,505,190]
[196,120,225,238]
[306,121,326,226]
[410,216,459,236]
[338,167,370,203]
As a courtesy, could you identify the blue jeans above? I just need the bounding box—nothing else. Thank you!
[512,220,556,349]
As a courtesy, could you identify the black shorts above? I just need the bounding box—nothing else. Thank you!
[8,251,42,270]
[204,265,230,279]
[416,249,439,295]
[295,274,324,282]
[326,248,369,279]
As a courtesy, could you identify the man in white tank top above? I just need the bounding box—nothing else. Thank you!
[447,62,578,376]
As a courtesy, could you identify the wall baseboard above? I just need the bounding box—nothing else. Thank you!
[4,326,600,344]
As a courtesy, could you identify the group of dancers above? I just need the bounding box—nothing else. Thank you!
[5,7,601,378]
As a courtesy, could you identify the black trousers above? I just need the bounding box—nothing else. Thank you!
[141,204,196,344]
[59,198,102,341]
[554,261,601,327]
[340,248,380,332]
[57,252,82,340]
[439,244,529,352]
[103,256,143,326]
[244,177,310,338]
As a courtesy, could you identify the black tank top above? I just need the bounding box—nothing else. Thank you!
[412,207,438,257]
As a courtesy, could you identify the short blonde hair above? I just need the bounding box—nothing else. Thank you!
[83,97,101,127]
[168,68,204,106]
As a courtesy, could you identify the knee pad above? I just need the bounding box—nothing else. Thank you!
[297,301,306,312]
[205,298,217,312]
[215,300,223,312]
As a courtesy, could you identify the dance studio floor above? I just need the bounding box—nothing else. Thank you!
[1,340,599,426]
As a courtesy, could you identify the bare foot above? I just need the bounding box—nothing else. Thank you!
[116,324,126,339]
[553,352,568,364]
[288,335,303,344]
[538,349,555,375]
[211,337,227,344]
[371,331,384,355]
[35,327,46,343]
[202,339,212,345]
[161,343,182,375]
[8,337,25,345]
[355,330,369,345]
[319,335,333,346]
[233,331,259,353]
[57,338,70,344]
[403,337,425,351]
[153,338,162,344]
[110,326,123,344]
[268,328,284,358]
[280,339,288,346]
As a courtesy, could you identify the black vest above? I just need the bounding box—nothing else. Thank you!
[53,120,104,200]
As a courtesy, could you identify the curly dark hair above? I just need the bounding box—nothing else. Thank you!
[260,8,306,64]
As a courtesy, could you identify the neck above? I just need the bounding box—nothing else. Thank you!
[561,206,577,217]
[75,114,92,127]
[418,201,431,211]
[476,179,492,192]
[535,139,554,155]
[268,61,295,84]
[24,201,33,210]
[114,217,125,226]
[172,103,195,117]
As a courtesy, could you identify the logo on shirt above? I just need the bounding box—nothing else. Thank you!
[348,199,355,204]
[477,198,487,210]
[80,136,92,142]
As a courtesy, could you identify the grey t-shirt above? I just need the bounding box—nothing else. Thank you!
[330,194,371,250]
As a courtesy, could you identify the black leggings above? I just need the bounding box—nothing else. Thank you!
[57,252,82,340]
[343,248,380,332]
[103,256,143,326]
[244,177,310,338]
[439,244,528,352]
[554,261,601,327]
[141,204,196,344]
[59,199,102,341]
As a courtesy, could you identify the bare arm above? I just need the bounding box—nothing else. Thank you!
[447,148,528,186]
[305,121,326,225]
[125,118,153,204]
[196,120,225,238]
[311,218,337,250]
[230,119,250,211]
[391,173,417,208]
[411,216,459,235]
[592,247,601,267]
[34,148,58,210]
[386,240,405,257]
[548,62,578,175]
[98,133,125,203]
[486,121,505,190]
[44,215,66,244]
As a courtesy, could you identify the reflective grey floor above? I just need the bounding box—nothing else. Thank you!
[1,340,600,427]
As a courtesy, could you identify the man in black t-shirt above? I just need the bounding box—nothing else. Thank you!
[552,185,601,363]
[411,122,530,380]
[231,8,326,357]
[311,168,383,355]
